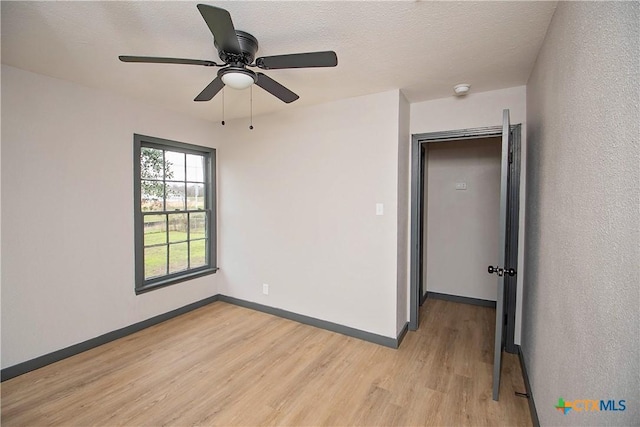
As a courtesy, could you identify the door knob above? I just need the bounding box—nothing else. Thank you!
[488,265,516,277]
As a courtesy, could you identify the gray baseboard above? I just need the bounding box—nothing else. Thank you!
[1,295,220,382]
[2,293,407,381]
[420,290,428,306]
[517,345,540,427]
[427,291,496,308]
[219,295,406,349]
[396,322,409,347]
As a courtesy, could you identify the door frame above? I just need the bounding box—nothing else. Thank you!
[409,125,521,354]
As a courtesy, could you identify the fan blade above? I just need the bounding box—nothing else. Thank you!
[197,4,241,55]
[255,51,337,70]
[119,56,218,67]
[194,77,225,101]
[255,73,299,103]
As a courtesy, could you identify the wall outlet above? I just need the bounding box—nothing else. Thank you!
[262,283,269,295]
[455,182,467,190]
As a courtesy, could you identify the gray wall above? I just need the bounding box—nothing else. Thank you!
[523,2,639,425]
[397,92,411,334]
[1,65,221,368]
[217,90,404,339]
[425,138,501,302]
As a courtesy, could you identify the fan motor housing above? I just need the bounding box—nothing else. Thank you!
[216,30,259,65]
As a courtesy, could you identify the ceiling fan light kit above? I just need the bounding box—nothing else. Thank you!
[219,67,256,90]
[119,3,338,128]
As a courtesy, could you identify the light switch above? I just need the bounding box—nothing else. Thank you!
[455,182,467,190]
[376,203,384,215]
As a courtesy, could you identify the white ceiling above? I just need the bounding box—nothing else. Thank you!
[1,1,557,122]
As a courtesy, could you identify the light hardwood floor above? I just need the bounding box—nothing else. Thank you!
[1,299,532,426]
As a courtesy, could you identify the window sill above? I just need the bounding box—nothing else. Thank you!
[135,267,219,295]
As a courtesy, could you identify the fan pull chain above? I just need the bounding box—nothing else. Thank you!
[221,88,225,126]
[249,86,254,130]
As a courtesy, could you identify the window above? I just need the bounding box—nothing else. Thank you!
[134,134,217,294]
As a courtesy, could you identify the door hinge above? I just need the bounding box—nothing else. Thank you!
[509,151,513,164]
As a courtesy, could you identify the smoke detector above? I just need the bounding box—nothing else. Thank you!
[454,84,471,96]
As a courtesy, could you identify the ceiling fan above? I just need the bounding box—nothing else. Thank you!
[119,4,338,105]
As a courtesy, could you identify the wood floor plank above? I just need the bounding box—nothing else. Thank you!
[1,299,532,426]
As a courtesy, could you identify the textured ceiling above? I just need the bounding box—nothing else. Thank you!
[1,1,557,122]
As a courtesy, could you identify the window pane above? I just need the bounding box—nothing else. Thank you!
[187,183,205,210]
[190,239,207,268]
[136,137,215,292]
[141,180,165,211]
[144,214,167,245]
[166,183,186,211]
[190,212,207,239]
[140,148,165,180]
[186,154,205,182]
[168,213,188,242]
[145,246,167,279]
[169,242,188,273]
[165,151,185,181]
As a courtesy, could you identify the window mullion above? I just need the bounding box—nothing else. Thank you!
[187,212,191,269]
[184,153,188,211]
[165,213,170,275]
[162,150,167,212]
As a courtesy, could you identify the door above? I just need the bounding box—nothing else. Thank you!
[492,109,512,401]
[410,115,521,399]
[418,146,427,306]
